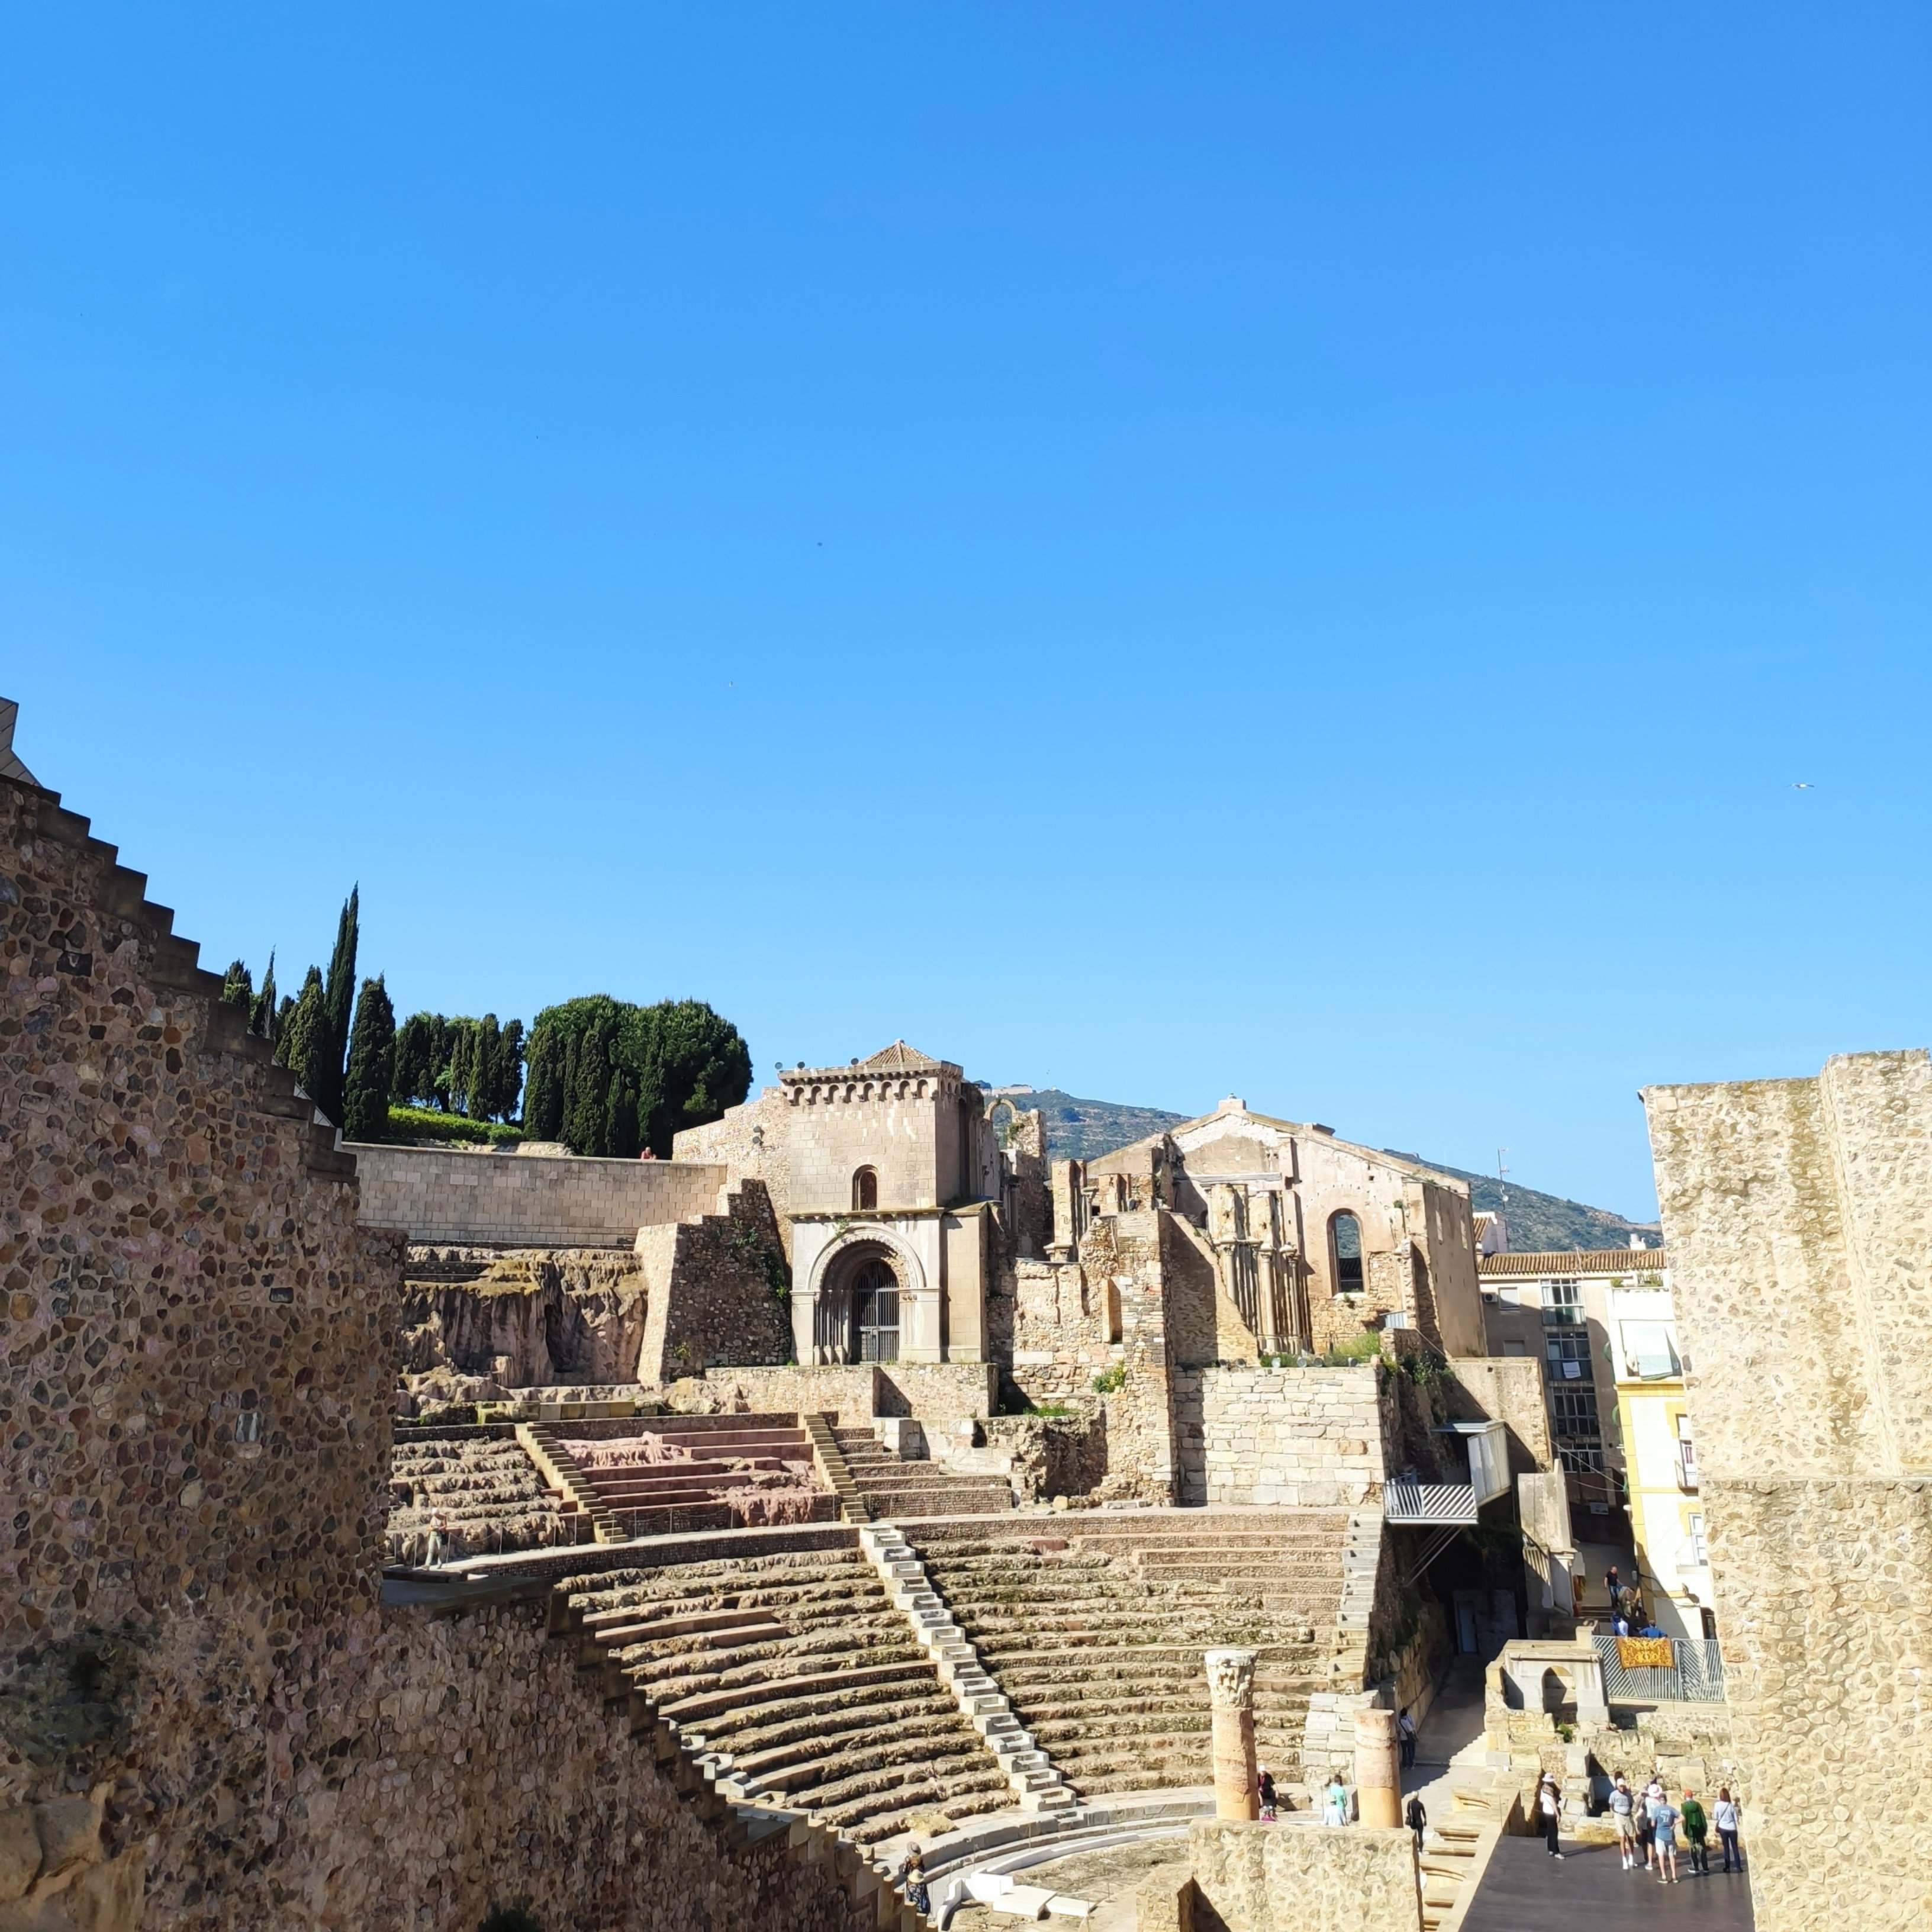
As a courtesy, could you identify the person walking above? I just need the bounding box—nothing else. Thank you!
[1609,1776,1638,1870]
[1257,1766,1277,1821]
[1323,1776,1350,1827]
[1405,1793,1428,1854]
[1651,1793,1682,1885]
[896,1847,930,1917]
[1398,1709,1418,1769]
[1537,1775,1564,1859]
[1713,1788,1743,1872]
[1679,1790,1709,1875]
[1635,1795,1656,1872]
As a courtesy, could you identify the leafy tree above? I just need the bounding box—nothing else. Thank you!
[276,967,331,1113]
[312,887,359,1126]
[523,996,750,1157]
[492,1017,526,1121]
[343,975,397,1141]
[221,960,253,1012]
[250,951,279,1042]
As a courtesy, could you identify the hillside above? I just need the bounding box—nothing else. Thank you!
[993,1086,1658,1254]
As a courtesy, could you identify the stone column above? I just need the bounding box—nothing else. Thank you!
[1205,1648,1259,1821]
[1354,1708,1400,1828]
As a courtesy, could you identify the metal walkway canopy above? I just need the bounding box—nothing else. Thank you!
[1383,1419,1511,1525]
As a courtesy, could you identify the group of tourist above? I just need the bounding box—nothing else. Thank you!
[1605,1774,1743,1880]
[1601,1565,1666,1640]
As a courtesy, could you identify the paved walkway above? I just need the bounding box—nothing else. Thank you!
[1461,1836,1754,1930]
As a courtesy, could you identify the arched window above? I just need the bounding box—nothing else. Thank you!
[852,1167,878,1212]
[1331,1212,1364,1295]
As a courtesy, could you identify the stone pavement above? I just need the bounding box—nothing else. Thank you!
[1461,1836,1754,1931]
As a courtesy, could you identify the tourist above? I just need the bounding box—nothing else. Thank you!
[1322,1775,1350,1827]
[425,1509,449,1567]
[1605,1564,1621,1611]
[1405,1792,1427,1853]
[1680,1789,1709,1876]
[1651,1791,1681,1885]
[896,1847,929,1916]
[1537,1775,1563,1859]
[1635,1795,1656,1872]
[1257,1766,1277,1821]
[1609,1776,1637,1869]
[1398,1709,1417,1768]
[1712,1788,1743,1872]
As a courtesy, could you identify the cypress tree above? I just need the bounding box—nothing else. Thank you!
[221,960,253,1012]
[394,1012,440,1108]
[467,1015,501,1119]
[314,887,359,1127]
[495,1019,526,1122]
[276,968,331,1114]
[250,952,279,1042]
[343,976,397,1142]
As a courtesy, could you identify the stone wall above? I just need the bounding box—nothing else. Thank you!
[674,1089,794,1257]
[1181,1818,1421,1932]
[1441,1357,1553,1476]
[666,1361,997,1428]
[980,1409,1109,1502]
[635,1180,793,1382]
[1644,1050,1932,1932]
[349,1141,727,1248]
[1174,1366,1388,1508]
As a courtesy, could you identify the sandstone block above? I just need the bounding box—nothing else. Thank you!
[0,1809,39,1902]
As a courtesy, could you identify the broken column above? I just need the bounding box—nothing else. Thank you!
[1353,1708,1401,1828]
[1205,1648,1259,1821]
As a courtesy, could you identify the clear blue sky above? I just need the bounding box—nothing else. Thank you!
[5,5,1929,1219]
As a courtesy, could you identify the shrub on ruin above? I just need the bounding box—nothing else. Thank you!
[1090,1363,1126,1395]
[1320,1331,1384,1367]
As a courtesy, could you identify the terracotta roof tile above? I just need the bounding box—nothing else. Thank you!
[1479,1248,1668,1277]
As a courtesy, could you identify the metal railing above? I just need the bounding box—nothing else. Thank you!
[1593,1634,1726,1704]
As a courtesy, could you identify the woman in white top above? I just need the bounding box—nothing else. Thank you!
[1712,1788,1743,1872]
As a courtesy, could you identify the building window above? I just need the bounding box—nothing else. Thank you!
[1676,1413,1698,1490]
[852,1167,878,1212]
[1540,1279,1584,1328]
[1330,1213,1364,1295]
[851,1258,899,1363]
[1688,1512,1708,1566]
[1551,1384,1602,1473]
[1545,1330,1592,1382]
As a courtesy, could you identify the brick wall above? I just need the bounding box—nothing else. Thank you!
[349,1141,727,1247]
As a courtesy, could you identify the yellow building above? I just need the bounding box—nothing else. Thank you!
[1608,1278,1713,1640]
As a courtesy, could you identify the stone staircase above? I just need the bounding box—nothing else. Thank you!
[386,1426,585,1562]
[906,1512,1353,1798]
[857,1524,1075,1816]
[557,1541,1017,1847]
[1416,1783,1506,1932]
[832,1425,1015,1518]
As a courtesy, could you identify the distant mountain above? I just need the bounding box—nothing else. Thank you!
[993,1087,1659,1254]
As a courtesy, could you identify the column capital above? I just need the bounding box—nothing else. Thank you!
[1204,1647,1258,1710]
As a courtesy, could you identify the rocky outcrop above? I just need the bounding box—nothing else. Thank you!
[398,1246,649,1386]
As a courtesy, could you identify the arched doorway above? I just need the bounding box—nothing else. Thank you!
[851,1257,900,1362]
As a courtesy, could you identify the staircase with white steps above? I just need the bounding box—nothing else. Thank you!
[859,1524,1076,1815]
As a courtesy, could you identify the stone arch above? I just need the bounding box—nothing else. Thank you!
[1328,1209,1367,1296]
[852,1165,878,1211]
[1540,1666,1577,1721]
[805,1226,930,1365]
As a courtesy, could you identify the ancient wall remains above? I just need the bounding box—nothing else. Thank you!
[667,1361,997,1428]
[1176,1817,1421,1932]
[1441,1357,1553,1476]
[634,1179,793,1382]
[1644,1049,1932,1932]
[349,1141,727,1248]
[674,1089,794,1255]
[1173,1366,1388,1508]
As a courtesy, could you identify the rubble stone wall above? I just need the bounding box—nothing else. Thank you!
[1174,1366,1387,1508]
[666,1361,996,1428]
[635,1180,793,1382]
[349,1141,728,1248]
[1183,1817,1421,1932]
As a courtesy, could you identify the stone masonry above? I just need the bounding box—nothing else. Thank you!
[1644,1049,1932,1932]
[1173,1366,1390,1509]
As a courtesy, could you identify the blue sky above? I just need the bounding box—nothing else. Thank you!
[5,5,1928,1218]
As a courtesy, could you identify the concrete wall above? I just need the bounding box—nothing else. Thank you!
[1174,1364,1388,1508]
[349,1142,727,1247]
[1644,1049,1932,1932]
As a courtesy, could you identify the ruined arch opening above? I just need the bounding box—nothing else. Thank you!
[852,1166,878,1212]
[1330,1211,1365,1296]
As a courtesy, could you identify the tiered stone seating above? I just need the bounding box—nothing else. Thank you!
[907,1511,1351,1796]
[562,1414,838,1537]
[831,1425,1014,1518]
[387,1427,579,1561]
[562,1543,1016,1845]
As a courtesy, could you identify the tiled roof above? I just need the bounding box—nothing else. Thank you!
[858,1041,944,1071]
[1480,1248,1668,1277]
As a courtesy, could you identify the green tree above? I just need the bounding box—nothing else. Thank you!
[221,960,253,1012]
[276,967,331,1113]
[313,887,359,1126]
[523,996,750,1157]
[250,951,279,1042]
[492,1017,526,1120]
[393,1012,443,1108]
[343,975,397,1141]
